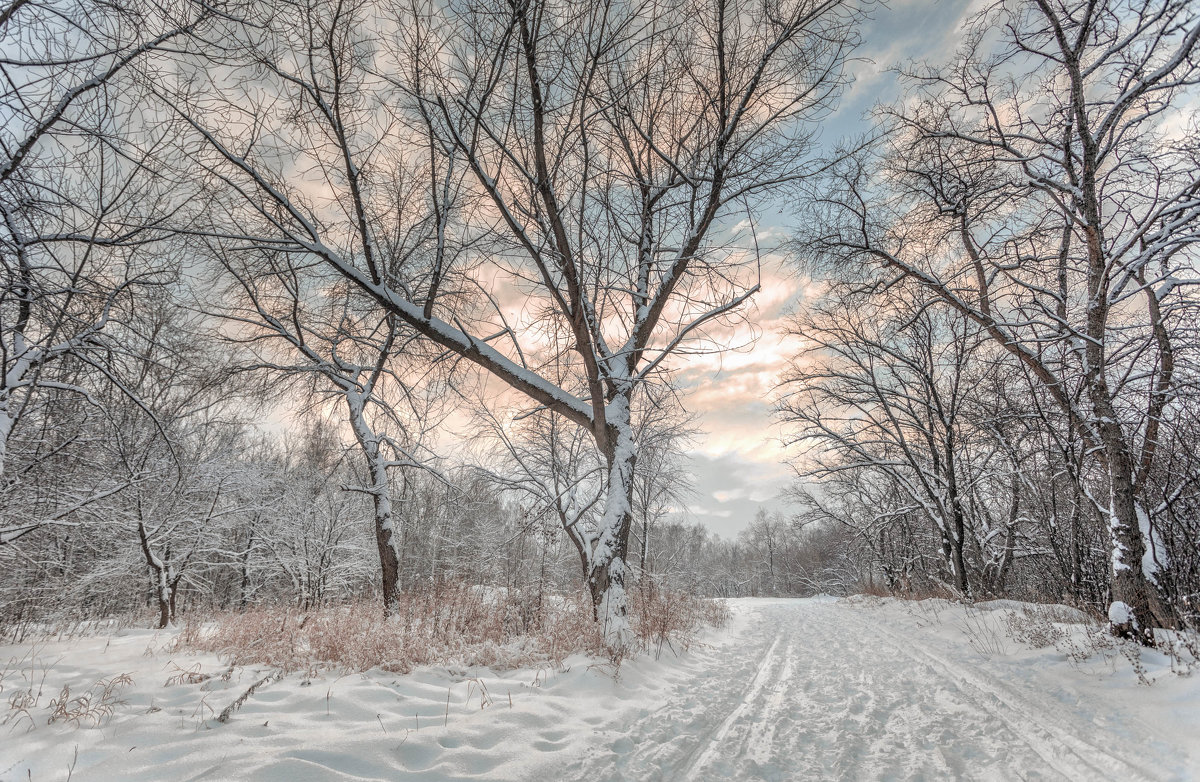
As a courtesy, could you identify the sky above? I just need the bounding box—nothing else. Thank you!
[368,0,979,540]
[679,0,975,538]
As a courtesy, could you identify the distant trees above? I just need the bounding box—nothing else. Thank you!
[780,283,1075,600]
[630,398,699,577]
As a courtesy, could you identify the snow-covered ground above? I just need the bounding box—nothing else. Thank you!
[2,597,1197,781]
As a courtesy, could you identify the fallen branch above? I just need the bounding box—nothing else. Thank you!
[216,670,283,723]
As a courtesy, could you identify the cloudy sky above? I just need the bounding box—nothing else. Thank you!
[679,0,975,538]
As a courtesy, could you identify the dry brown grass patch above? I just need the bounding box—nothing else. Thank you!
[175,581,729,674]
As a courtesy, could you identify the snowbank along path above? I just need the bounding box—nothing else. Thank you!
[1,597,1196,781]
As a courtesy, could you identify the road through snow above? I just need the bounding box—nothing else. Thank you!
[564,597,1193,782]
[2,597,1196,781]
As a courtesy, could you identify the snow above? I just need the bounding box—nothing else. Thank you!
[1136,503,1165,581]
[3,598,1197,781]
[1109,600,1135,627]
[973,599,1092,624]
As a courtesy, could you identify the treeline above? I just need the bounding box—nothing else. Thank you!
[0,370,853,630]
[780,282,1200,621]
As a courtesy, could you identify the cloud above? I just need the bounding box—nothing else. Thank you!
[823,0,979,144]
[662,0,984,538]
[668,255,804,466]
[434,2,981,542]
[693,508,734,519]
[679,450,799,539]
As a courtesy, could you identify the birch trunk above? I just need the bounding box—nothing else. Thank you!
[368,455,401,617]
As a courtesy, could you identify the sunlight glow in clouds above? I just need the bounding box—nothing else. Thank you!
[674,255,805,537]
[430,0,979,540]
[673,0,977,537]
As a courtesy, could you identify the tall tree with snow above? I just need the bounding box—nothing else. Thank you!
[807,0,1200,644]
[0,0,210,545]
[212,248,448,616]
[166,0,862,647]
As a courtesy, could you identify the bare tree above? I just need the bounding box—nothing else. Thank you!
[779,284,997,596]
[0,0,208,542]
[807,0,1200,642]
[101,299,243,627]
[210,245,448,616]
[168,0,862,646]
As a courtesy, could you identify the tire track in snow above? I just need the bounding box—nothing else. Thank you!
[746,639,794,766]
[568,602,792,781]
[840,605,1170,781]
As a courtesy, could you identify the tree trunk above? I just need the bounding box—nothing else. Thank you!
[0,403,13,483]
[346,393,403,618]
[1102,432,1160,644]
[154,574,171,629]
[369,458,401,617]
[950,505,970,597]
[1084,303,1160,642]
[239,528,254,609]
[588,397,637,651]
[169,576,180,625]
[137,521,174,629]
[639,512,650,574]
[1070,42,1161,643]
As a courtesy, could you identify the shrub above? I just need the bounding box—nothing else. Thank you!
[631,582,730,659]
[175,580,728,674]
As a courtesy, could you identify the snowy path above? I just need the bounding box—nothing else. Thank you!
[2,597,1197,781]
[567,598,1190,781]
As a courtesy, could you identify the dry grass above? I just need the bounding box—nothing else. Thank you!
[632,583,731,659]
[46,674,133,727]
[0,613,146,645]
[857,581,893,598]
[3,653,133,731]
[175,581,727,675]
[1,646,62,732]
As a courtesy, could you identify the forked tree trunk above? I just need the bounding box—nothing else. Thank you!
[137,521,175,629]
